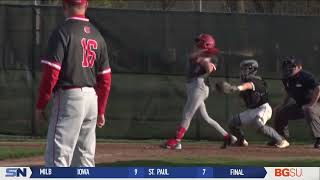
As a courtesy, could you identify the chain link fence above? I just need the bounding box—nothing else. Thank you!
[0,4,318,141]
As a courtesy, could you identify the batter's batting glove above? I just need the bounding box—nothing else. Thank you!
[215,81,239,94]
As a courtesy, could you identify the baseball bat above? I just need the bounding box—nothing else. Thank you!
[219,49,256,57]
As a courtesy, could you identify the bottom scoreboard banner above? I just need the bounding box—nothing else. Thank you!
[0,167,319,179]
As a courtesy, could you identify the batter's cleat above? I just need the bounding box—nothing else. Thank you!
[275,139,290,148]
[221,135,237,149]
[164,138,182,150]
[233,139,249,147]
[314,138,320,149]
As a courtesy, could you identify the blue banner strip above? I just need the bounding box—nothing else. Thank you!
[30,167,266,178]
[213,167,267,178]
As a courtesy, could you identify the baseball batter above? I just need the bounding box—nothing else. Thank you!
[215,60,289,148]
[165,34,237,150]
[35,0,111,167]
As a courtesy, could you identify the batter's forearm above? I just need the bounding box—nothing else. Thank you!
[200,60,216,74]
[190,49,206,59]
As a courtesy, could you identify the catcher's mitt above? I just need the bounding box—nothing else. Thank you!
[215,81,239,94]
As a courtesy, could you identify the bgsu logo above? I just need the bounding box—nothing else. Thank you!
[275,168,303,177]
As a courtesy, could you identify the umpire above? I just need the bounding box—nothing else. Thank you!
[270,56,320,149]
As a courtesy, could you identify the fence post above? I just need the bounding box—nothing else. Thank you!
[31,2,41,136]
[224,49,231,132]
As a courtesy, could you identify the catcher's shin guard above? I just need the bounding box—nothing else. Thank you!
[228,115,245,142]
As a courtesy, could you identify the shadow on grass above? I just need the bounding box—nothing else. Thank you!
[98,159,320,167]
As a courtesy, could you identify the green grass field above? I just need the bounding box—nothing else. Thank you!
[0,145,319,166]
[0,147,44,160]
[0,140,319,167]
[98,159,320,167]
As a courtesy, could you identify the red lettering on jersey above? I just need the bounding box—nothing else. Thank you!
[81,38,98,68]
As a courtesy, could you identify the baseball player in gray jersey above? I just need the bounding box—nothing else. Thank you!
[165,34,237,150]
[35,0,111,167]
[215,60,289,148]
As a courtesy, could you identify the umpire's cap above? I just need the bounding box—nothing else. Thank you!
[282,56,303,68]
[63,0,88,5]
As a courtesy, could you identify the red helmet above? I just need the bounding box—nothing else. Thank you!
[195,33,216,49]
[63,0,88,5]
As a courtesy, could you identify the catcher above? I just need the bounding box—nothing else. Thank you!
[165,33,237,150]
[215,59,289,148]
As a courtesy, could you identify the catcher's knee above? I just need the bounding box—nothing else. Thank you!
[254,117,267,133]
[254,116,264,126]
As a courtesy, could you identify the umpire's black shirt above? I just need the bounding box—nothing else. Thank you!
[282,70,318,106]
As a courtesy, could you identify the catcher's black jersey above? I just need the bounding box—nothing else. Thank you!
[42,17,110,87]
[240,78,269,109]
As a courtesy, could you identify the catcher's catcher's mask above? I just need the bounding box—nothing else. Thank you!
[281,56,302,78]
[240,59,258,82]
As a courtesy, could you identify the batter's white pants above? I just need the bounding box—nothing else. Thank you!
[180,78,228,136]
[45,87,97,167]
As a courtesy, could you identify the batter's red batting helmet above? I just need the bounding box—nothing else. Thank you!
[63,0,88,5]
[195,33,216,49]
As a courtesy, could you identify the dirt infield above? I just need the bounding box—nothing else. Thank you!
[0,141,319,166]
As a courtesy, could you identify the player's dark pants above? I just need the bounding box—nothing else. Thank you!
[274,101,320,139]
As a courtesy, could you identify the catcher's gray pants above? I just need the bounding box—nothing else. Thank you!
[274,101,320,139]
[45,87,97,167]
[229,103,283,143]
[180,78,228,136]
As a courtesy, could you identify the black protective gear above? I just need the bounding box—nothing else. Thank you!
[228,115,245,142]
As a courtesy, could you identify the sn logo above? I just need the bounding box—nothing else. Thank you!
[5,168,27,177]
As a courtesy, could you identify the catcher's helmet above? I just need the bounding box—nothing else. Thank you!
[195,33,216,49]
[240,59,258,82]
[281,56,302,78]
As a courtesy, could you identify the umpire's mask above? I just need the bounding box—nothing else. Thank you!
[281,56,300,78]
[240,59,258,82]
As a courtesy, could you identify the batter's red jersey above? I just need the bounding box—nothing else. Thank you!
[37,16,111,115]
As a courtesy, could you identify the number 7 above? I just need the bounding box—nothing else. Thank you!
[202,169,206,175]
